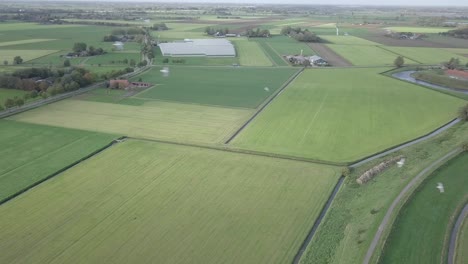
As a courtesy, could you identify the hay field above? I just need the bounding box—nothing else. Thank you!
[232,38,273,66]
[385,26,452,33]
[0,39,55,47]
[0,120,115,202]
[232,68,464,162]
[379,153,468,264]
[0,139,340,264]
[7,100,253,144]
[384,47,468,64]
[320,35,380,45]
[325,45,416,66]
[0,50,59,64]
[134,67,297,108]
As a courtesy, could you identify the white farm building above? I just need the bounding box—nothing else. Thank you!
[159,39,236,57]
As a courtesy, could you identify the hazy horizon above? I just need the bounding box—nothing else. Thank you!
[15,0,468,8]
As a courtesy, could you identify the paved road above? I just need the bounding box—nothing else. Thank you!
[392,71,468,95]
[448,203,468,264]
[362,148,462,264]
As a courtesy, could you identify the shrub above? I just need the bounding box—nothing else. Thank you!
[356,155,404,185]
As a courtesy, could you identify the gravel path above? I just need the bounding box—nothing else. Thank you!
[362,148,462,264]
[448,204,468,264]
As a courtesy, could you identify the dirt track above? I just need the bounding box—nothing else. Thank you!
[308,43,353,67]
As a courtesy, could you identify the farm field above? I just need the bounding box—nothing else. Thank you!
[0,38,55,47]
[301,122,468,264]
[0,88,28,103]
[7,100,253,144]
[0,139,340,264]
[384,47,468,64]
[232,38,273,66]
[320,35,380,45]
[326,45,416,66]
[0,120,116,203]
[456,218,468,264]
[0,49,59,64]
[134,67,297,108]
[84,52,141,66]
[254,36,314,66]
[232,68,464,162]
[379,153,468,264]
[385,26,452,33]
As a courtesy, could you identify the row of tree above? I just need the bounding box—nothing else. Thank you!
[152,23,168,31]
[280,26,319,42]
[245,28,270,38]
[72,42,105,56]
[204,26,230,36]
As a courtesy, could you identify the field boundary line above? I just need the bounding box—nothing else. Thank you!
[0,136,126,206]
[224,67,304,144]
[127,136,346,166]
[25,50,63,64]
[349,118,460,168]
[266,42,289,65]
[292,176,345,264]
[257,41,279,66]
[448,203,468,264]
[376,46,423,64]
[0,136,90,180]
[363,148,462,264]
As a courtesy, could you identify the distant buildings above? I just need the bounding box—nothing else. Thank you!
[285,55,328,66]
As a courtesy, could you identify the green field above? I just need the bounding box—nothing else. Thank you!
[0,39,56,47]
[384,47,468,64]
[385,26,452,33]
[254,36,314,66]
[0,120,116,203]
[7,99,253,144]
[84,52,141,66]
[379,153,468,264]
[232,38,273,66]
[320,35,379,45]
[301,122,468,264]
[456,218,468,264]
[232,68,464,162]
[134,67,297,108]
[0,49,59,64]
[0,88,28,104]
[326,45,416,66]
[0,139,339,264]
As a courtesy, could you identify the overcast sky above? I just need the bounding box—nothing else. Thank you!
[26,0,468,7]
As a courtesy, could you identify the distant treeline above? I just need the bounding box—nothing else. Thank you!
[441,27,468,39]
[280,26,320,42]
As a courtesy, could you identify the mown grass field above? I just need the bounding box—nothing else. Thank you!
[232,38,273,66]
[8,100,253,144]
[134,66,297,108]
[0,49,59,64]
[232,68,464,162]
[456,218,468,264]
[385,26,452,33]
[0,39,56,47]
[326,45,416,66]
[0,120,116,203]
[384,47,468,64]
[379,153,468,264]
[0,139,340,264]
[301,122,468,264]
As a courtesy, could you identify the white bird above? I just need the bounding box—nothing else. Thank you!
[397,158,405,168]
[160,67,170,77]
[436,182,445,193]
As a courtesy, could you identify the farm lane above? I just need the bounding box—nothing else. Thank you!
[363,148,462,264]
[448,204,468,264]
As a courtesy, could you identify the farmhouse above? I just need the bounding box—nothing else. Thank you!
[158,39,236,57]
[109,79,152,89]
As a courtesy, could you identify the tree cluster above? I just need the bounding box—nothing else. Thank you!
[1,67,98,109]
[280,26,319,42]
[72,43,105,56]
[152,23,168,31]
[394,56,405,68]
[245,28,270,38]
[441,27,468,39]
[444,57,462,70]
[99,67,134,80]
[204,26,230,36]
